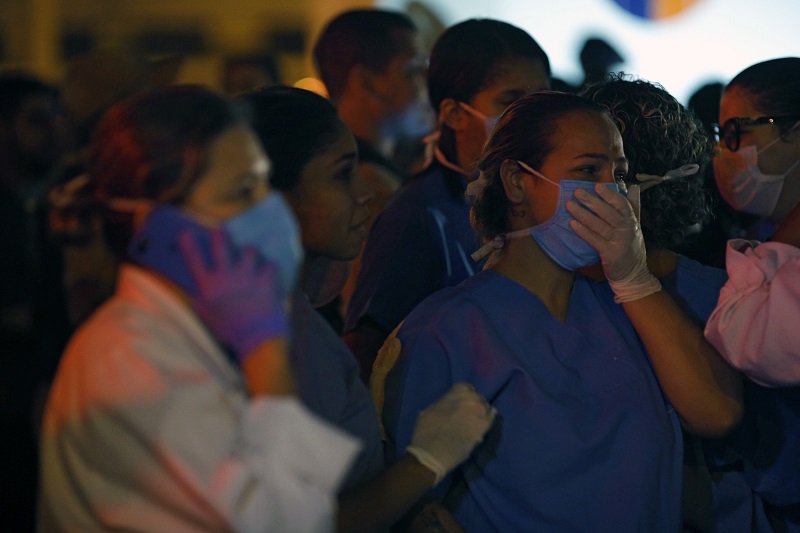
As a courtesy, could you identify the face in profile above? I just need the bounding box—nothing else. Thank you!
[284,120,371,261]
[11,93,62,174]
[715,86,800,176]
[714,86,800,219]
[370,28,429,120]
[181,125,271,224]
[460,57,551,167]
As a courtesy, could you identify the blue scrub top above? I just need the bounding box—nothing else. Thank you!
[384,270,683,533]
[345,162,479,334]
[289,290,384,491]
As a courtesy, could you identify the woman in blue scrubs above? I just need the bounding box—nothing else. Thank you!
[384,91,743,532]
[242,86,495,533]
[344,19,552,383]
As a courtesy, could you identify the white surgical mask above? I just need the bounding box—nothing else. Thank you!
[715,132,800,220]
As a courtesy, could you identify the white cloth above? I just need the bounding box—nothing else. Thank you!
[705,238,800,387]
[38,264,360,533]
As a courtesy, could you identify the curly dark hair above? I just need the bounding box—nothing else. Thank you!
[581,73,715,250]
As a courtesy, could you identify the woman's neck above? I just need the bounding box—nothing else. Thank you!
[490,236,575,322]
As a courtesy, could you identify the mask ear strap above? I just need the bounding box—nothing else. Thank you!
[516,161,559,187]
[458,102,488,121]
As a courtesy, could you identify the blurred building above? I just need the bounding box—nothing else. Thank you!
[0,0,390,89]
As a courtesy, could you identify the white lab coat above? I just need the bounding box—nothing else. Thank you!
[38,264,360,532]
[705,238,800,387]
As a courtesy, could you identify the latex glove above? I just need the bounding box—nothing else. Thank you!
[406,383,496,485]
[370,324,403,441]
[179,227,289,362]
[568,184,660,302]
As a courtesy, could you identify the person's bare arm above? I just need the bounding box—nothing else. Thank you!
[337,454,436,533]
[771,201,800,247]
[241,338,294,396]
[569,185,743,438]
[621,292,742,437]
[344,319,390,384]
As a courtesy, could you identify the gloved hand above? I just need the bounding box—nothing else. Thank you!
[568,184,661,303]
[179,227,289,362]
[406,383,496,485]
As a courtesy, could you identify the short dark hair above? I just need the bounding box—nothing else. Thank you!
[427,18,550,113]
[0,71,57,122]
[473,91,606,241]
[240,86,343,192]
[581,73,715,250]
[727,57,800,136]
[313,9,417,101]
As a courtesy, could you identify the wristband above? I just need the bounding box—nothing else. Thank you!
[608,270,662,303]
[406,445,446,486]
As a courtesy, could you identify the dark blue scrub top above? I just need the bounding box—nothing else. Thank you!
[345,162,479,334]
[289,290,384,491]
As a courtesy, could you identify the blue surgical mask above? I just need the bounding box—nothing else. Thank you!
[126,192,303,297]
[378,98,436,140]
[459,102,500,137]
[517,161,619,271]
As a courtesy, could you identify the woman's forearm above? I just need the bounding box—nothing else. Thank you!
[337,453,437,533]
[623,291,743,437]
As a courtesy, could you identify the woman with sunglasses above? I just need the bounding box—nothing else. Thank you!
[704,57,800,532]
[706,57,800,385]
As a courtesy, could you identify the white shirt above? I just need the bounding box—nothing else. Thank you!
[38,264,360,532]
[705,239,800,387]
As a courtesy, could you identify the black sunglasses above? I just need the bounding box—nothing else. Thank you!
[712,115,800,152]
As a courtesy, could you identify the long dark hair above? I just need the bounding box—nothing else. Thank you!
[581,74,715,250]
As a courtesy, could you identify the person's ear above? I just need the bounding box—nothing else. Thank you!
[439,98,467,132]
[499,159,527,204]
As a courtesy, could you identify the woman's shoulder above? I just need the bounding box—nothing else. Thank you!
[400,271,509,333]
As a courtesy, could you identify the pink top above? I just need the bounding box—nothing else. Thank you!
[705,238,800,387]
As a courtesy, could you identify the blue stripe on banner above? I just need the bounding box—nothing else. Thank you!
[611,0,650,18]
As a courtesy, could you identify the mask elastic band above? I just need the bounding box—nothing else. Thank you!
[516,161,559,186]
[635,163,699,192]
[471,226,534,262]
[459,101,489,121]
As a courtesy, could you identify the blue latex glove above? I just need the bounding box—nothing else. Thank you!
[178,226,289,362]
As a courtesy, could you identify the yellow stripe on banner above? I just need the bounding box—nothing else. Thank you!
[654,0,700,18]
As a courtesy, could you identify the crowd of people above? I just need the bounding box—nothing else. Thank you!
[0,7,798,533]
